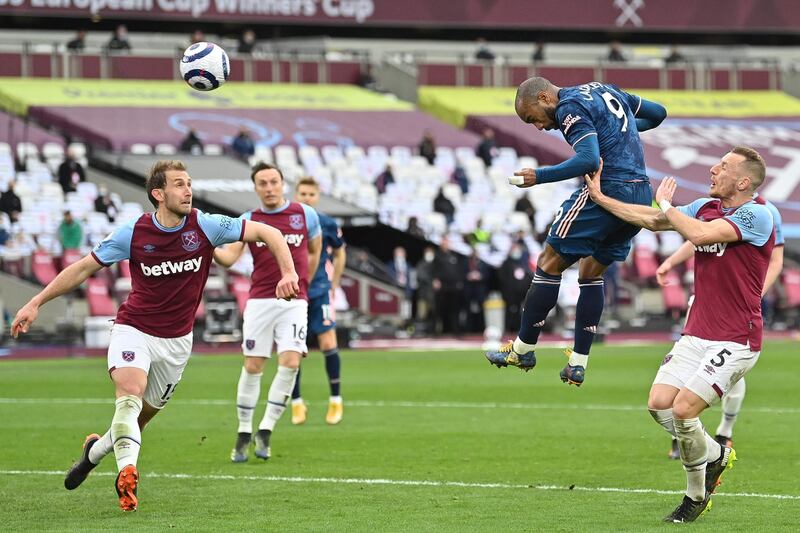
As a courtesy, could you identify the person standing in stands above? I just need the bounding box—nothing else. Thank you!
[58,211,83,251]
[58,148,86,194]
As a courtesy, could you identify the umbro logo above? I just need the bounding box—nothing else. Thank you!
[143,244,156,253]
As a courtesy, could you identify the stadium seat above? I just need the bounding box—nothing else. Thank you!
[32,250,58,286]
[661,271,688,312]
[782,268,800,307]
[0,142,11,155]
[155,143,177,155]
[254,146,273,164]
[62,249,83,268]
[130,143,153,155]
[86,277,117,316]
[228,274,252,313]
[633,247,659,282]
[42,142,64,160]
[203,144,224,156]
[16,142,38,162]
[321,145,344,165]
[76,181,99,201]
[67,142,87,159]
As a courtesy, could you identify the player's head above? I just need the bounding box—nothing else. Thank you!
[709,146,766,199]
[294,176,320,208]
[515,77,559,131]
[146,160,192,215]
[251,161,285,209]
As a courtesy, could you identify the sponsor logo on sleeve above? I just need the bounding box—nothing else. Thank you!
[218,216,233,230]
[562,114,582,133]
[731,208,756,230]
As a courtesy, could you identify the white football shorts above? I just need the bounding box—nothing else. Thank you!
[241,298,308,357]
[107,323,193,410]
[653,335,760,406]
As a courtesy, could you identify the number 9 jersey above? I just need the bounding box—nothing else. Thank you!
[556,81,648,183]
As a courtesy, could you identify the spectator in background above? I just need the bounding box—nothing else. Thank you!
[451,164,469,194]
[414,246,437,332]
[466,218,491,247]
[474,38,496,61]
[432,237,465,334]
[190,29,205,45]
[238,29,257,54]
[179,128,204,155]
[57,148,86,194]
[433,187,455,226]
[464,247,490,332]
[498,243,533,334]
[94,185,120,223]
[107,24,131,52]
[358,64,378,91]
[58,211,83,251]
[387,246,414,299]
[476,128,497,168]
[0,181,22,223]
[607,41,626,62]
[375,165,395,195]
[514,193,536,227]
[407,216,426,239]
[532,41,546,62]
[418,130,437,165]
[664,44,687,64]
[230,128,255,160]
[66,30,86,53]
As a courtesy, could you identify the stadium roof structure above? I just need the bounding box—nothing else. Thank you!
[421,86,800,237]
[0,79,480,151]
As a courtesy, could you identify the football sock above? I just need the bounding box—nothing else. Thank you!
[573,278,604,356]
[674,417,707,501]
[323,348,341,397]
[258,365,298,432]
[716,378,745,438]
[705,433,722,463]
[649,408,677,437]
[88,430,113,465]
[236,367,262,434]
[517,267,561,345]
[111,395,142,472]
[291,367,302,400]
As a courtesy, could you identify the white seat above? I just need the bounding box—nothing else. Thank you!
[76,181,98,201]
[16,142,38,162]
[423,212,447,236]
[274,145,298,166]
[0,142,11,155]
[130,143,152,155]
[509,212,532,233]
[321,145,344,165]
[67,142,87,158]
[345,145,366,161]
[42,142,65,160]
[203,144,224,156]
[254,146,273,164]
[154,143,177,155]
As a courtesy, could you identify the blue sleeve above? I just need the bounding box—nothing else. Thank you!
[197,210,245,247]
[634,98,667,132]
[91,218,134,266]
[240,211,253,221]
[726,204,773,247]
[327,217,345,248]
[302,204,321,240]
[536,101,600,184]
[764,201,784,246]
[676,198,713,219]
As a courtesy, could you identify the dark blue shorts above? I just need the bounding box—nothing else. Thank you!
[308,292,336,337]
[546,180,653,266]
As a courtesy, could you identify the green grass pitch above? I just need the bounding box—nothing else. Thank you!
[1,341,798,532]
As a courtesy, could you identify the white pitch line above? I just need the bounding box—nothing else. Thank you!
[1,470,798,501]
[0,397,798,414]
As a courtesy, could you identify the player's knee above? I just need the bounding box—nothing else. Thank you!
[672,396,704,419]
[647,389,672,411]
[278,351,302,369]
[243,357,266,374]
[319,331,337,351]
[114,381,145,398]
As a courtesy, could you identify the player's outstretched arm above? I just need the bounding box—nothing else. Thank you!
[656,177,740,245]
[583,160,671,231]
[513,135,600,188]
[11,254,104,338]
[634,98,667,132]
[242,221,299,299]
[213,241,246,267]
[331,245,346,290]
[656,240,695,286]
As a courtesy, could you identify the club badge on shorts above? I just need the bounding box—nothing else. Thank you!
[246,339,255,350]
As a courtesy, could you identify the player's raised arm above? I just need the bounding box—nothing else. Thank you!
[512,130,600,189]
[241,220,299,299]
[583,160,672,231]
[11,254,104,337]
[634,97,667,132]
[656,177,741,245]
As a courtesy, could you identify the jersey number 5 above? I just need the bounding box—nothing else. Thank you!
[602,92,628,132]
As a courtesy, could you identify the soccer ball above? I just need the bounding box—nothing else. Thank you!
[179,42,230,91]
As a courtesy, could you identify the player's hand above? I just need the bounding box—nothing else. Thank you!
[656,261,673,286]
[510,168,537,188]
[276,272,300,300]
[11,302,39,338]
[656,176,677,204]
[583,159,604,200]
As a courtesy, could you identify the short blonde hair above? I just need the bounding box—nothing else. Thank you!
[731,146,766,191]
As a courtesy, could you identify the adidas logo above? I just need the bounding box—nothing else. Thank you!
[583,325,598,334]
[533,320,546,327]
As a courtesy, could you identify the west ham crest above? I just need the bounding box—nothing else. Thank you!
[246,339,255,350]
[289,214,304,230]
[181,230,200,252]
[122,351,135,362]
